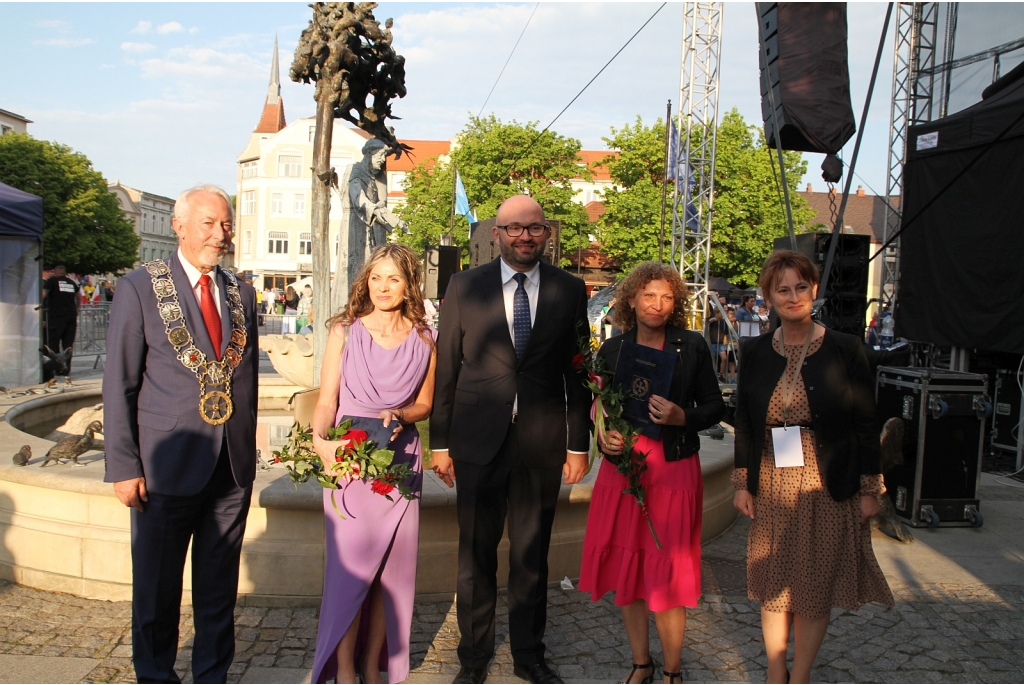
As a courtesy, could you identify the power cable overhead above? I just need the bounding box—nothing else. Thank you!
[478,3,540,118]
[488,2,668,193]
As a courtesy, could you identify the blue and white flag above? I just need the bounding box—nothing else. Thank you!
[666,119,679,181]
[454,171,476,222]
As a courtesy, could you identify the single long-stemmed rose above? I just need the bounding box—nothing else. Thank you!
[575,326,663,549]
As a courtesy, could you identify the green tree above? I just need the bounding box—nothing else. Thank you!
[0,133,139,274]
[396,115,592,264]
[596,116,671,273]
[710,109,816,286]
[596,109,817,285]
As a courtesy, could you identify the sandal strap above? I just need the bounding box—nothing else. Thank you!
[619,662,655,684]
[663,671,682,684]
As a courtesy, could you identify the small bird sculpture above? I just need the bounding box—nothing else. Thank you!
[42,421,102,467]
[13,445,31,466]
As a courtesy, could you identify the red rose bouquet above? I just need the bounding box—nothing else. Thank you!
[273,419,417,518]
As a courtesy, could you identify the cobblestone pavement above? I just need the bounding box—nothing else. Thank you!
[2,509,1024,683]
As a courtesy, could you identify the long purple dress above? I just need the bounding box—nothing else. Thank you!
[312,319,435,684]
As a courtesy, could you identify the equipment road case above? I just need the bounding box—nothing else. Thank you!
[876,367,991,528]
[991,366,1024,471]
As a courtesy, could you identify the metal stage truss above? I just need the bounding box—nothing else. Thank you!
[883,2,939,308]
[672,2,722,330]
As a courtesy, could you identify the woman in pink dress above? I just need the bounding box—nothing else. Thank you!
[310,244,437,684]
[579,262,724,684]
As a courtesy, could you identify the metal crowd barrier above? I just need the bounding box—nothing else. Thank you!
[75,302,112,368]
[260,313,302,335]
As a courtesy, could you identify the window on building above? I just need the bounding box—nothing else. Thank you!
[272,193,284,214]
[242,191,256,215]
[241,161,257,179]
[268,231,289,255]
[299,232,312,255]
[308,126,316,142]
[160,215,165,234]
[1,125,12,136]
[277,154,302,177]
[294,193,305,216]
[244,231,253,254]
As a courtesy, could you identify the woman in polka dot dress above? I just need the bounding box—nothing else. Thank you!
[732,250,893,684]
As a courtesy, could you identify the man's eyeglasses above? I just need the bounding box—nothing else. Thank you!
[497,223,549,237]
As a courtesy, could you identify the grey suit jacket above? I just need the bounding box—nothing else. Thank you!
[103,252,259,496]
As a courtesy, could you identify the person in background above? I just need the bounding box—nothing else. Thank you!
[732,250,893,684]
[284,285,300,314]
[579,261,724,685]
[736,294,756,323]
[102,281,115,302]
[42,265,80,376]
[263,287,275,315]
[297,284,313,330]
[706,306,728,382]
[724,309,739,380]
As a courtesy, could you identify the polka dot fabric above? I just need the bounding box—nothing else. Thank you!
[733,332,893,619]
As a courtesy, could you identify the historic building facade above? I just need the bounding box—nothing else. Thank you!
[0,107,31,135]
[108,182,178,267]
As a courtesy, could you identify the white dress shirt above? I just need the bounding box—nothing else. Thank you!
[177,247,221,309]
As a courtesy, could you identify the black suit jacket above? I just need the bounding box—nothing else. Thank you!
[733,328,881,501]
[598,325,725,461]
[430,258,591,468]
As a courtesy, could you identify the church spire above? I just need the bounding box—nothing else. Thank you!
[254,34,286,133]
[268,34,281,102]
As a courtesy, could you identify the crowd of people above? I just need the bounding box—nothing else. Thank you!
[101,184,893,685]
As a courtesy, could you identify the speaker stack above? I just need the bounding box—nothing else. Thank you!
[423,245,460,300]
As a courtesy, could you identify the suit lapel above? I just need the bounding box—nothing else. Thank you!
[521,262,560,363]
[482,259,518,369]
[170,253,218,361]
[215,267,232,359]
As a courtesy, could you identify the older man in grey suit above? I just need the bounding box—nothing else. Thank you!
[104,185,259,683]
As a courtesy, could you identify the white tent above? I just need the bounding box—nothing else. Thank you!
[0,181,43,387]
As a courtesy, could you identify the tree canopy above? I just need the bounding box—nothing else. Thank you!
[0,133,139,274]
[596,109,818,286]
[396,115,591,263]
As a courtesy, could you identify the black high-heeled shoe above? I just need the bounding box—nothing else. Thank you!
[619,661,656,684]
[663,670,682,684]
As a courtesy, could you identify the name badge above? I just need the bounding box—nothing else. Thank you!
[771,426,805,468]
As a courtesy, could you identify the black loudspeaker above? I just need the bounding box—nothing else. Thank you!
[757,3,856,156]
[773,232,869,337]
[423,245,460,299]
[468,219,561,269]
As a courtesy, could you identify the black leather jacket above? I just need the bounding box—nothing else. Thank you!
[598,325,725,461]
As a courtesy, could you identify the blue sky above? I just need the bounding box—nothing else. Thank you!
[1,2,1020,202]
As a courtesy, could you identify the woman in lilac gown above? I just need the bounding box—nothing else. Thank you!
[311,244,437,684]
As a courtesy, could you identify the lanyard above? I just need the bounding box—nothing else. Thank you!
[777,324,815,427]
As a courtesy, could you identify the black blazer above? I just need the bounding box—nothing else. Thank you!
[733,328,881,502]
[598,325,725,461]
[430,258,591,468]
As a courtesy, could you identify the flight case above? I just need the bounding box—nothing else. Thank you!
[875,367,990,528]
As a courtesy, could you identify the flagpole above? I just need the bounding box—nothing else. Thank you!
[447,162,458,246]
[659,99,671,264]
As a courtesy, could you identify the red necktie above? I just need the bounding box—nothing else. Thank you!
[198,274,222,360]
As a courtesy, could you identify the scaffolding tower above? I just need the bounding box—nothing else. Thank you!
[882,2,939,308]
[672,2,722,329]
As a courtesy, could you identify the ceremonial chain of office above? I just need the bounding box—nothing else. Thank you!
[144,260,246,426]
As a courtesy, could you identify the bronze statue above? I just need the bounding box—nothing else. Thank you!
[289,2,409,157]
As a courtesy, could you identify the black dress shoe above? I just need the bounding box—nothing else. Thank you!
[453,665,487,684]
[513,662,564,684]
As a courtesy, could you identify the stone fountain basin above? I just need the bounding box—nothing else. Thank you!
[0,381,737,605]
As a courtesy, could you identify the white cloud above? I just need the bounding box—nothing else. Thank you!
[35,19,71,30]
[189,27,200,35]
[121,42,156,54]
[138,46,265,81]
[130,20,152,34]
[157,21,185,35]
[32,37,95,47]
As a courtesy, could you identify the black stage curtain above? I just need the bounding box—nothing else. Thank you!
[896,75,1024,355]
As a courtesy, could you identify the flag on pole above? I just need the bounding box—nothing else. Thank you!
[666,120,679,181]
[454,171,476,222]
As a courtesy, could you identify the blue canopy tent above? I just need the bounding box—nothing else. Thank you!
[0,181,43,385]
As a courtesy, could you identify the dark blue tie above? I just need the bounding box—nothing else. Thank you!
[512,272,531,362]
